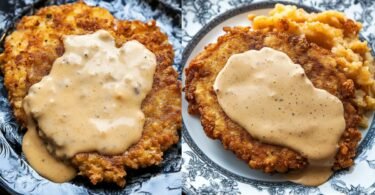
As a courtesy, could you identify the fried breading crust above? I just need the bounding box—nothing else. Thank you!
[0,2,181,187]
[185,27,362,173]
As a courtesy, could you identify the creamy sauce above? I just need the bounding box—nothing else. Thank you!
[22,30,156,182]
[286,161,332,186]
[214,47,346,186]
[22,123,76,182]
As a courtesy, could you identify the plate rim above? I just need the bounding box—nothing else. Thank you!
[0,0,182,194]
[181,0,375,191]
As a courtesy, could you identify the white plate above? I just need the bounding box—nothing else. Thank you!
[181,1,375,194]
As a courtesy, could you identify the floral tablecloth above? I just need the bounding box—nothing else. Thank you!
[181,0,375,194]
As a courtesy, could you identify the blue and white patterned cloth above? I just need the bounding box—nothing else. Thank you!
[0,0,182,194]
[182,0,375,194]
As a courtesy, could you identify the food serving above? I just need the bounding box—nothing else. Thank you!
[184,4,374,186]
[0,2,181,187]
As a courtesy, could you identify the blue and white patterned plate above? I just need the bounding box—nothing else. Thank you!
[181,1,375,194]
[0,0,182,194]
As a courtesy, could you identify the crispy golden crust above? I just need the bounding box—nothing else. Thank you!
[185,27,362,173]
[0,2,181,187]
[250,4,375,112]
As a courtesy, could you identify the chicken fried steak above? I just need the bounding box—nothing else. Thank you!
[0,2,181,187]
[185,27,362,173]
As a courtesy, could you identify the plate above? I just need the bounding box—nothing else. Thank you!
[0,0,182,194]
[181,1,375,194]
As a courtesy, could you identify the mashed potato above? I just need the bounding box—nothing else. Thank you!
[250,4,375,110]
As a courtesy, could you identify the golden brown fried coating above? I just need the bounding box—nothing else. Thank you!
[185,27,362,173]
[0,2,181,187]
[250,4,375,111]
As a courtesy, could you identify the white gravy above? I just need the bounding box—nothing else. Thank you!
[22,30,156,182]
[22,124,76,182]
[213,47,346,186]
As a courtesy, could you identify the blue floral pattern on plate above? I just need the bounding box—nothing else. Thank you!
[0,0,182,194]
[181,0,375,194]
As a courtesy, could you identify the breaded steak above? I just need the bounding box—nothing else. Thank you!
[0,2,181,187]
[185,27,362,173]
